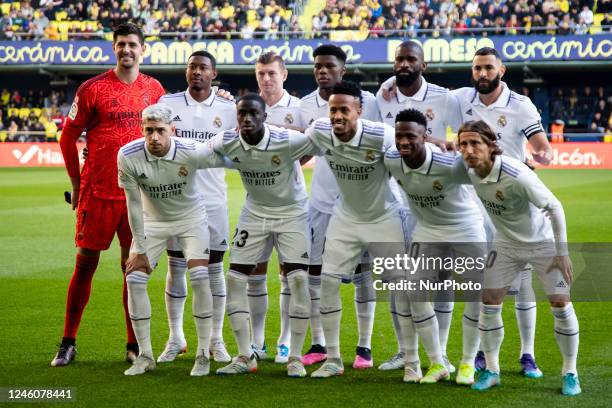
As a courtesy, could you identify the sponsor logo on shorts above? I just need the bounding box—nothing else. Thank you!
[301,252,309,259]
[556,280,567,288]
[220,239,227,246]
[204,248,210,255]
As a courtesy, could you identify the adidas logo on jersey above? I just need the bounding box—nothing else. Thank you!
[204,248,210,255]
[324,149,333,156]
[556,280,567,288]
[232,157,240,163]
[465,109,473,116]
[139,173,148,179]
[301,252,309,259]
[385,112,393,119]
[220,239,227,245]
[173,115,182,122]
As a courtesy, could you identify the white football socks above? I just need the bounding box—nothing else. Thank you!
[479,304,504,374]
[226,270,252,357]
[126,271,152,358]
[165,256,187,344]
[286,269,310,359]
[208,262,226,341]
[433,301,454,356]
[308,274,325,346]
[411,301,443,366]
[189,266,212,358]
[247,274,268,350]
[278,274,292,347]
[516,267,537,357]
[353,271,376,349]
[551,303,579,375]
[320,274,342,360]
[462,302,481,364]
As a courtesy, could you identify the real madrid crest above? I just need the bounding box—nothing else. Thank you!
[432,180,443,191]
[179,166,188,177]
[213,116,222,128]
[497,115,507,128]
[285,113,294,125]
[425,108,435,121]
[365,150,376,161]
[271,155,281,166]
[495,189,504,201]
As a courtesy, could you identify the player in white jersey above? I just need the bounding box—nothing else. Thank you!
[376,41,464,372]
[453,47,554,377]
[299,45,382,369]
[306,82,446,382]
[153,51,236,365]
[457,120,580,396]
[244,52,307,363]
[384,109,485,385]
[118,104,228,376]
[211,94,315,378]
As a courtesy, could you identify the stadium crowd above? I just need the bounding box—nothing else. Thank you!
[312,0,611,38]
[0,88,68,141]
[0,0,610,40]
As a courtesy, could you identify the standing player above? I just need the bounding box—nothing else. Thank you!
[250,51,306,363]
[211,94,314,378]
[118,103,226,376]
[457,121,580,396]
[155,51,236,365]
[300,45,382,369]
[308,82,446,381]
[384,109,485,385]
[53,23,165,366]
[453,47,553,377]
[376,41,463,372]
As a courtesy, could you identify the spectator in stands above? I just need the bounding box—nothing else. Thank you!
[579,5,594,25]
[6,120,20,142]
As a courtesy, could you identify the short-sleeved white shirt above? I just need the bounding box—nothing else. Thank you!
[307,118,399,222]
[159,90,237,209]
[211,124,315,219]
[467,155,556,244]
[264,90,304,129]
[117,137,225,224]
[384,144,483,241]
[376,77,462,140]
[300,88,382,214]
[453,83,544,162]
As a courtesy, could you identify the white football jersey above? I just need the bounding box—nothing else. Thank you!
[300,88,382,214]
[453,83,544,162]
[159,90,237,209]
[384,144,483,242]
[376,77,462,140]
[211,124,314,219]
[265,90,304,128]
[117,137,226,223]
[467,155,556,244]
[306,118,399,222]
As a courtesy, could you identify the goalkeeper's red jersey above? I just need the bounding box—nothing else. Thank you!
[60,69,165,200]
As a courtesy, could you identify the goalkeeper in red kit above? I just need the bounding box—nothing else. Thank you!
[52,23,165,366]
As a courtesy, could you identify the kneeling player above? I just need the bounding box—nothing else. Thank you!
[384,109,485,385]
[458,121,581,396]
[210,94,315,378]
[118,104,226,376]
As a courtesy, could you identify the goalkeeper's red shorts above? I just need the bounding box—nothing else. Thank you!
[75,186,132,251]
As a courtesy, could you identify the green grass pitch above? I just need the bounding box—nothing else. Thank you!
[1,167,611,407]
